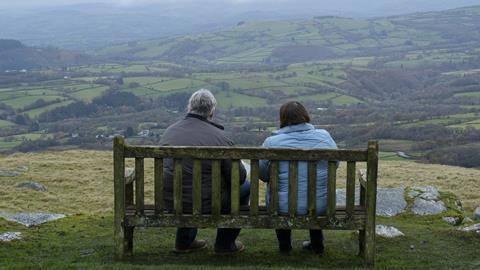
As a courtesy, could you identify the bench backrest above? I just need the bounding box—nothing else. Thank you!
[113,136,378,229]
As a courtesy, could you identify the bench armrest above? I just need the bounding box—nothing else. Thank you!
[358,169,367,187]
[125,167,135,185]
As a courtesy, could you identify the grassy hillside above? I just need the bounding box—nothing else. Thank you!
[0,150,479,269]
[1,150,479,214]
[98,6,480,65]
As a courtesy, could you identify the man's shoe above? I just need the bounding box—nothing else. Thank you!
[302,240,325,255]
[279,246,292,255]
[174,239,207,254]
[214,240,245,255]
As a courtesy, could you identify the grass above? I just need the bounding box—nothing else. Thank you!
[0,150,479,215]
[1,150,480,269]
[0,119,15,127]
[1,213,479,269]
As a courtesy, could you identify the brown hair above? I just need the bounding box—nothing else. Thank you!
[279,101,311,128]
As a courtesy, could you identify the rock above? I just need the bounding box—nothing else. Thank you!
[16,166,29,172]
[376,188,408,217]
[16,181,47,192]
[336,187,407,217]
[124,168,135,184]
[0,232,22,241]
[442,216,461,225]
[454,200,463,211]
[462,217,473,224]
[375,225,404,238]
[458,223,480,234]
[0,170,21,177]
[474,207,480,220]
[412,198,447,215]
[410,186,439,200]
[80,248,95,256]
[0,212,66,227]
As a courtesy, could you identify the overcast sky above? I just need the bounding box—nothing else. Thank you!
[3,0,479,8]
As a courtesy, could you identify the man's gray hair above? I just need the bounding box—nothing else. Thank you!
[187,89,217,118]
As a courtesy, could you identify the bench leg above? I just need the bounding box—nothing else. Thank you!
[114,222,134,259]
[360,227,375,266]
[358,229,365,257]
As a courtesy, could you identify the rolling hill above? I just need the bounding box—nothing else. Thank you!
[98,5,480,65]
[0,39,91,71]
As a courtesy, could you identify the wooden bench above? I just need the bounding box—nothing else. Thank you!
[113,136,379,266]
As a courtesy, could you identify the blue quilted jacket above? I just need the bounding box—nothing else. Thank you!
[259,123,337,215]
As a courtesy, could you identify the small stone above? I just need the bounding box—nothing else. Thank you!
[412,198,447,215]
[458,223,480,234]
[0,212,66,227]
[16,166,29,172]
[0,170,21,177]
[454,200,463,211]
[410,245,415,250]
[474,207,480,219]
[408,190,419,198]
[0,232,22,241]
[375,225,404,238]
[442,217,461,225]
[80,249,95,256]
[16,181,47,192]
[462,217,473,224]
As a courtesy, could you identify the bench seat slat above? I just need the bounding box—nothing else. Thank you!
[326,161,337,219]
[346,161,356,217]
[192,159,202,215]
[231,160,240,215]
[288,161,298,216]
[135,157,144,215]
[211,160,221,216]
[173,159,182,215]
[249,160,259,215]
[307,161,316,216]
[269,160,279,215]
[154,158,163,215]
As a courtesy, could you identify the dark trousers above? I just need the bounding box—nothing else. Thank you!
[176,181,250,250]
[275,229,324,251]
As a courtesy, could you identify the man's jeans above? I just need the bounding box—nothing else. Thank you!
[176,181,251,250]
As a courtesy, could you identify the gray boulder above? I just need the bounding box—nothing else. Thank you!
[375,225,404,238]
[442,216,461,225]
[0,232,22,241]
[0,212,65,227]
[336,187,407,217]
[458,224,480,234]
[474,207,480,220]
[412,198,447,215]
[16,181,47,192]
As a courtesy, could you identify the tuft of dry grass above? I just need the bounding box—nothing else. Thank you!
[0,150,479,215]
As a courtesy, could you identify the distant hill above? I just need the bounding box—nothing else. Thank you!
[0,39,91,71]
[1,1,479,49]
[97,5,480,65]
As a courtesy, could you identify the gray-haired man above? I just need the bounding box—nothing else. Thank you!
[160,89,250,254]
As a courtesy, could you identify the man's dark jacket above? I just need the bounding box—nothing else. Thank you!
[160,113,247,214]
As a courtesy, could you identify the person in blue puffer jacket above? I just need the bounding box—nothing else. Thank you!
[259,101,338,255]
